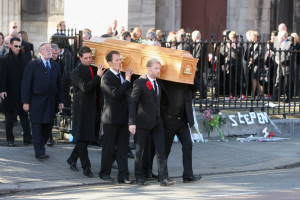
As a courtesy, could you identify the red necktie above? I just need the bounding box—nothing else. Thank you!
[89,66,96,100]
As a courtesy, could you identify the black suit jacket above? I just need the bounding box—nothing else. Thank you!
[128,78,161,130]
[0,49,30,111]
[21,58,64,123]
[101,69,131,125]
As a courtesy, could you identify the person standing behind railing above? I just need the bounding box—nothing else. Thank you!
[263,39,276,100]
[248,31,264,99]
[225,31,245,100]
[217,30,231,97]
[274,31,293,103]
[191,30,207,99]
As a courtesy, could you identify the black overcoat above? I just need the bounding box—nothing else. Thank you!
[71,64,101,141]
[0,50,29,111]
[21,58,64,123]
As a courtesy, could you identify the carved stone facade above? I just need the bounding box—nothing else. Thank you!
[0,0,21,35]
[227,0,272,42]
[1,0,299,53]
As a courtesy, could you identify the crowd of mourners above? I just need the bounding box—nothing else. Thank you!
[0,19,298,186]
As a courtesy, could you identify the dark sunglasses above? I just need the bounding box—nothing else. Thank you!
[14,45,22,48]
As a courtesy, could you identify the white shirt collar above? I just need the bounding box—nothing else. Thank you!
[41,57,51,69]
[109,68,120,75]
[109,68,123,83]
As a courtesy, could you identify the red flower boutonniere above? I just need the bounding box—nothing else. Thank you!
[22,49,25,53]
[146,81,153,91]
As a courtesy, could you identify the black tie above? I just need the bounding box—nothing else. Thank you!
[153,80,158,96]
[46,61,51,79]
[117,73,122,84]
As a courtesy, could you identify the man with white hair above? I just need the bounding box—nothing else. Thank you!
[274,23,289,52]
[191,30,207,99]
[278,23,287,32]
[21,42,64,159]
[274,30,293,103]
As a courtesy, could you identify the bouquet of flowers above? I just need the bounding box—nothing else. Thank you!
[134,38,156,45]
[202,109,226,141]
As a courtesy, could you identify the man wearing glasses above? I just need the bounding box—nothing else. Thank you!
[21,42,64,159]
[0,37,32,147]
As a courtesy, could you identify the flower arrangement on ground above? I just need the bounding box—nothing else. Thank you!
[202,109,226,141]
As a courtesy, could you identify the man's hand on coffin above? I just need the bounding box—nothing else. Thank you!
[139,74,147,79]
[97,64,106,77]
[125,67,134,81]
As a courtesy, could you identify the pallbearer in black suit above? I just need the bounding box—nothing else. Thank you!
[21,42,64,159]
[161,80,202,183]
[67,46,105,177]
[129,58,176,186]
[99,51,133,184]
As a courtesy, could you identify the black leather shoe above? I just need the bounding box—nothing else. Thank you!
[47,140,54,146]
[118,178,133,184]
[83,169,93,177]
[136,178,148,186]
[160,179,176,186]
[100,175,115,181]
[67,159,79,171]
[183,175,202,183]
[8,142,15,147]
[36,154,49,160]
[128,151,135,159]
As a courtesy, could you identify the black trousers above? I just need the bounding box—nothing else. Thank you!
[69,140,91,170]
[100,124,129,180]
[31,123,52,157]
[142,134,155,175]
[165,123,194,178]
[5,110,31,143]
[135,118,168,181]
[274,66,293,100]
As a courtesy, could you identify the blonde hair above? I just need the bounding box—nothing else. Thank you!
[132,27,142,40]
[146,58,161,68]
[156,30,163,38]
[291,32,299,43]
[229,31,237,40]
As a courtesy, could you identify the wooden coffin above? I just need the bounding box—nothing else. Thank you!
[84,37,198,84]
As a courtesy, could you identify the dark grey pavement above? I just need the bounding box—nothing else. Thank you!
[1,113,300,195]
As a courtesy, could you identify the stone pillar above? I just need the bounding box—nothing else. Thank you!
[155,0,181,35]
[128,0,156,37]
[227,0,272,42]
[21,0,64,54]
[293,0,300,34]
[0,0,21,35]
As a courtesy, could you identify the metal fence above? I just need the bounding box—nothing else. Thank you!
[51,29,82,137]
[51,33,300,138]
[161,38,300,116]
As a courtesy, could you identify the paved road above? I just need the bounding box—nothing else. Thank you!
[4,168,300,199]
[1,113,300,197]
